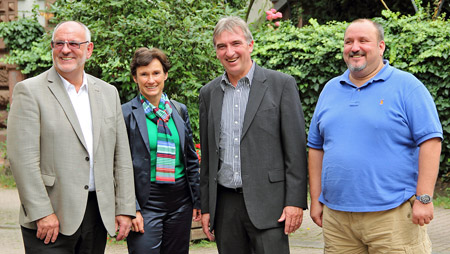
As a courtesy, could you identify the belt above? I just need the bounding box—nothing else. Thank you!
[218,184,243,194]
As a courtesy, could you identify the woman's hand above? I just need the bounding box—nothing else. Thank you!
[193,208,201,222]
[131,211,145,233]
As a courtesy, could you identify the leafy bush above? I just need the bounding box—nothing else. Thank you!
[2,0,245,141]
[295,0,449,25]
[0,6,45,52]
[252,10,450,179]
[2,1,449,179]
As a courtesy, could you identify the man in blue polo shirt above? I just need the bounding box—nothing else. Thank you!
[308,19,443,253]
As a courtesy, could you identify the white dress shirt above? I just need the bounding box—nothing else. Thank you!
[59,73,95,191]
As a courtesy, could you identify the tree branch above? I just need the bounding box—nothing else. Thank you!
[433,0,445,19]
[411,0,418,13]
[380,0,391,11]
[246,0,256,22]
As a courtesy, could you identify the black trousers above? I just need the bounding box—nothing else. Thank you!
[127,177,193,254]
[214,185,290,254]
[21,191,107,254]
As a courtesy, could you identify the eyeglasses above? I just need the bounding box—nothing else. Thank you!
[51,40,89,50]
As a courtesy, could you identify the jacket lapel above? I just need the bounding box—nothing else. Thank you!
[242,65,268,139]
[46,67,88,151]
[131,97,151,155]
[211,84,224,149]
[88,76,102,156]
[171,102,186,154]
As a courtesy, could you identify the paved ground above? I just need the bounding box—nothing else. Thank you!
[1,188,449,253]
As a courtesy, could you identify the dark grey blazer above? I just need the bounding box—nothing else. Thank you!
[122,96,201,211]
[199,63,308,230]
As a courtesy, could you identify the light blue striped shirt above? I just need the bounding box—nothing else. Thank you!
[218,61,256,188]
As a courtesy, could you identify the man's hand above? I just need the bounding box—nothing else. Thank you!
[131,211,144,233]
[310,200,324,227]
[412,200,434,226]
[115,215,132,241]
[193,209,201,222]
[36,213,59,244]
[278,206,303,235]
[201,213,215,241]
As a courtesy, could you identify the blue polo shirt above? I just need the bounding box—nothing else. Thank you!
[307,60,443,212]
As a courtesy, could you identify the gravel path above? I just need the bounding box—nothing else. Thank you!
[1,188,449,254]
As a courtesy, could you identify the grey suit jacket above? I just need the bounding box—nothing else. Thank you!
[199,64,308,230]
[7,67,135,236]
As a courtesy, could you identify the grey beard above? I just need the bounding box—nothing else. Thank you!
[348,62,367,72]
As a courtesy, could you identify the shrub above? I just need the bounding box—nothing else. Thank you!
[2,1,449,179]
[252,10,450,179]
[2,0,245,142]
[0,6,45,52]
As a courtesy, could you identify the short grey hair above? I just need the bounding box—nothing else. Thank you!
[345,19,384,42]
[52,21,91,42]
[213,16,253,47]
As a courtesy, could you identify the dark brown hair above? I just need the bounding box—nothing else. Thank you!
[130,47,171,77]
[346,19,385,42]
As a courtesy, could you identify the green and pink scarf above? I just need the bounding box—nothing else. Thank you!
[140,93,176,184]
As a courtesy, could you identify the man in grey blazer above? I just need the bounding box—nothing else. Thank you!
[7,21,135,253]
[199,16,308,253]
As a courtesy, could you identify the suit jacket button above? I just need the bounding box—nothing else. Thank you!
[85,157,90,161]
[84,185,89,190]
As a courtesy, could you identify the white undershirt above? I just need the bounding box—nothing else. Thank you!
[58,73,95,191]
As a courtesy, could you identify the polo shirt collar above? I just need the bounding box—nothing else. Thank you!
[340,59,394,88]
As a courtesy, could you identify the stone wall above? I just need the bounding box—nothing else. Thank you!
[0,62,24,129]
[0,0,17,22]
[0,0,24,141]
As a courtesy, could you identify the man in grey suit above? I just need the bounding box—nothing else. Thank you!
[199,16,308,253]
[7,21,135,253]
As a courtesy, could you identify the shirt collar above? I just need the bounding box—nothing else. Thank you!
[340,59,394,88]
[220,61,256,90]
[58,72,89,93]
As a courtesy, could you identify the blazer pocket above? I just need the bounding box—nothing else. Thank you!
[268,169,285,183]
[255,106,278,116]
[104,115,115,124]
[41,174,56,187]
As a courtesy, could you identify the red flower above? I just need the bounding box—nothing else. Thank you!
[194,144,201,163]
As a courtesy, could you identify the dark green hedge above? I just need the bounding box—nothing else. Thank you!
[2,0,244,142]
[252,11,450,179]
[2,3,449,179]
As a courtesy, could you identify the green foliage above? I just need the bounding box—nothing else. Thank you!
[190,239,217,249]
[0,141,15,189]
[106,236,126,246]
[2,38,52,75]
[0,5,45,52]
[0,174,16,189]
[3,0,245,142]
[296,0,449,25]
[252,19,347,133]
[434,187,450,209]
[226,0,248,10]
[3,1,449,179]
[252,12,450,179]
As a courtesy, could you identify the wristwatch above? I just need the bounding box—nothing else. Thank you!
[415,194,432,204]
